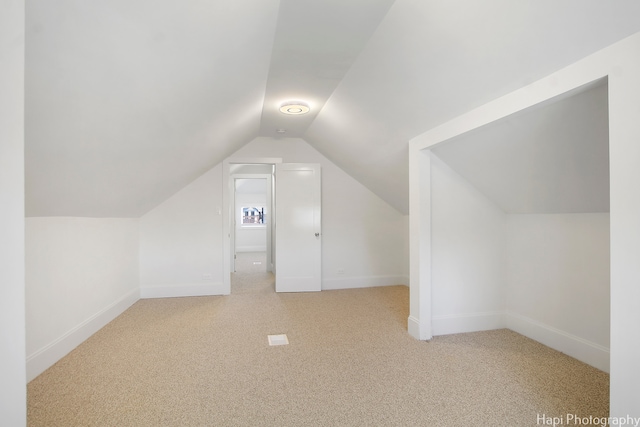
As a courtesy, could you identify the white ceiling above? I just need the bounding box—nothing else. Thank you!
[24,0,640,217]
[431,80,609,214]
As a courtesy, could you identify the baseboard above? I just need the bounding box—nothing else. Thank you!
[322,275,408,290]
[408,315,432,341]
[505,311,610,372]
[236,246,266,252]
[26,288,139,382]
[140,282,227,299]
[432,311,506,336]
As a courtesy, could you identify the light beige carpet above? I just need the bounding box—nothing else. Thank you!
[28,261,608,426]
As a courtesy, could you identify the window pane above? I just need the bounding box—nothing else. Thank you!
[241,207,265,224]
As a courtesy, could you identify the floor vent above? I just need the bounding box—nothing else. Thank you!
[268,334,289,346]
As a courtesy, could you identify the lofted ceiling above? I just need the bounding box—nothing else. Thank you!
[25,0,640,217]
[431,80,609,214]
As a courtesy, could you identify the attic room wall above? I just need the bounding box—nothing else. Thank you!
[234,137,408,290]
[0,0,26,422]
[423,81,612,371]
[426,157,610,371]
[427,147,610,371]
[139,164,224,298]
[25,218,140,381]
[505,214,610,371]
[139,137,408,297]
[410,31,640,417]
[430,154,506,335]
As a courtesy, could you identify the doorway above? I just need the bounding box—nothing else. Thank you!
[232,176,271,274]
[230,175,276,293]
[223,159,278,294]
[222,158,322,295]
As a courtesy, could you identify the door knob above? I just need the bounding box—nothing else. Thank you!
[315,232,320,237]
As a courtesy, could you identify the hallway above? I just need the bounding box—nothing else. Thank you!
[231,252,274,295]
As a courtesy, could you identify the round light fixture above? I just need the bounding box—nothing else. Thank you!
[279,101,310,115]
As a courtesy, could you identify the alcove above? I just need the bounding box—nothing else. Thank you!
[421,79,610,371]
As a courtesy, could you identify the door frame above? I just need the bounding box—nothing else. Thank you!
[222,157,281,294]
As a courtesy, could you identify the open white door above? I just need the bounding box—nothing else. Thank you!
[275,163,321,292]
[230,180,236,273]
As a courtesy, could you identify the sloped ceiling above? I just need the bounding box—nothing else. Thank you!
[431,81,609,214]
[25,0,640,217]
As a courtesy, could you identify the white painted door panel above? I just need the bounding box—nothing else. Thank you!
[275,163,321,292]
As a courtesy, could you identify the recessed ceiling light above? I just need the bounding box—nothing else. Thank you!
[279,101,310,115]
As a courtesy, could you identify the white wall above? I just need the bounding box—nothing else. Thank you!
[139,164,225,298]
[235,192,267,252]
[139,137,408,297]
[431,154,506,335]
[233,137,408,289]
[506,213,610,371]
[25,217,140,381]
[424,155,611,371]
[0,0,26,422]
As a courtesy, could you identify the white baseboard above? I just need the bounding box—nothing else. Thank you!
[408,315,432,341]
[26,288,139,382]
[506,311,610,372]
[322,275,408,290]
[140,282,227,299]
[236,246,266,252]
[432,311,506,336]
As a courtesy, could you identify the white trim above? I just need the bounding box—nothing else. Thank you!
[407,316,423,340]
[26,288,139,382]
[506,311,610,373]
[408,148,433,341]
[322,275,408,290]
[432,311,506,336]
[140,282,226,299]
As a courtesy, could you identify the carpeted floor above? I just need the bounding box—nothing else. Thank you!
[27,253,609,426]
